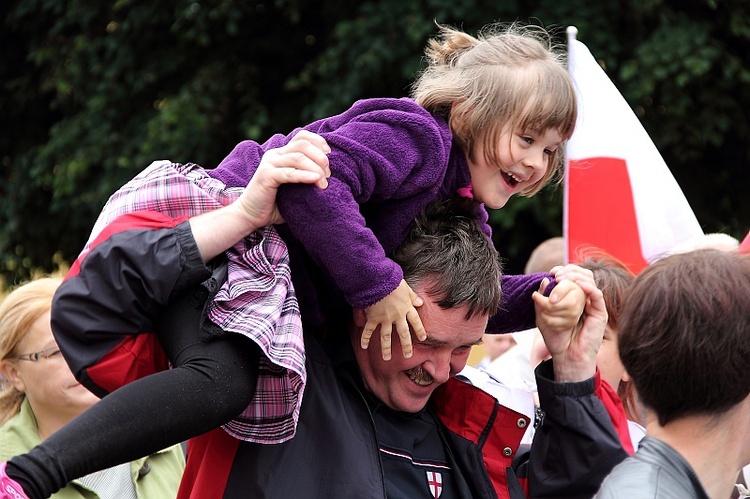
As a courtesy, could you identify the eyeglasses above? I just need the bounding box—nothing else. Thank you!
[14,346,62,362]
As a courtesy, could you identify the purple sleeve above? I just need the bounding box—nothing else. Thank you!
[277,100,453,309]
[486,272,555,333]
[212,135,285,189]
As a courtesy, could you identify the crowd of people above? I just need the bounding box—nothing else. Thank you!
[0,20,748,499]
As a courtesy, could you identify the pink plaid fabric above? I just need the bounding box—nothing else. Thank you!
[84,160,306,443]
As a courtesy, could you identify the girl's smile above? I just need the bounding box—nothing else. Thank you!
[468,127,563,209]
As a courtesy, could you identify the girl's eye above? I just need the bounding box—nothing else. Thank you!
[521,136,533,144]
[544,148,554,156]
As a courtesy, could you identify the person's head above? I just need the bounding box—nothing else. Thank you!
[482,333,516,362]
[411,23,577,209]
[352,198,502,413]
[578,255,636,411]
[0,278,99,430]
[667,232,740,255]
[528,254,639,412]
[524,236,566,274]
[619,249,750,427]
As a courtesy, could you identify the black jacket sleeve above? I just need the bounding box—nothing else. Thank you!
[524,360,629,498]
[51,214,212,376]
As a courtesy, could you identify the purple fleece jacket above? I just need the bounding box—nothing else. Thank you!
[209,97,548,333]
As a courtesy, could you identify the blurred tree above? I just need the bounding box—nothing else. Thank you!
[1,0,748,283]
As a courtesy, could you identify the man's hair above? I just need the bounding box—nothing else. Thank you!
[393,198,501,320]
[411,23,577,197]
[618,249,750,426]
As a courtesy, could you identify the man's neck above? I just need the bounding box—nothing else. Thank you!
[647,410,747,499]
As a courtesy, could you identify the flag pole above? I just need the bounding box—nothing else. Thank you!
[563,26,578,265]
[566,25,578,47]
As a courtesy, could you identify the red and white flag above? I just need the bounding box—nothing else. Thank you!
[564,27,703,274]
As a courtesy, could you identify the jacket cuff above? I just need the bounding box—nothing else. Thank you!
[173,220,212,289]
[535,359,596,400]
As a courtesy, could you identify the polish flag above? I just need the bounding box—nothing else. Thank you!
[564,27,703,274]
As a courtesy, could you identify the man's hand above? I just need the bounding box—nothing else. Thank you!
[237,130,331,228]
[361,280,426,361]
[532,275,607,383]
[190,130,331,262]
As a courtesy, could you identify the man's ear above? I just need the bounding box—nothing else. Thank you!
[352,308,367,328]
[0,362,25,394]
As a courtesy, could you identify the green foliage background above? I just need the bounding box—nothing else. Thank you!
[2,0,749,284]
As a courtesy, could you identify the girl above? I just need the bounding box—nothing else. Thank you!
[211,22,575,361]
[579,256,644,449]
[1,22,578,499]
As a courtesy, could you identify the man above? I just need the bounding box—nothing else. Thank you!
[596,249,750,499]
[179,199,629,498]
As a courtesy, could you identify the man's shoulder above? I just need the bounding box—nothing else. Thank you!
[453,366,536,417]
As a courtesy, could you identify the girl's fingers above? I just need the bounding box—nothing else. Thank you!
[395,320,413,359]
[380,324,393,361]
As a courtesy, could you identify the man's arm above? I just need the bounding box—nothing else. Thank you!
[52,134,330,391]
[524,274,629,498]
[190,131,330,261]
[527,362,630,498]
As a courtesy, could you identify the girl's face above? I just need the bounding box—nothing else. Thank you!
[467,127,563,209]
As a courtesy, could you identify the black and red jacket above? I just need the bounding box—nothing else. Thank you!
[52,212,632,498]
[179,334,629,498]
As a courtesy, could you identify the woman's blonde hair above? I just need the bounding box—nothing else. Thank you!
[411,23,577,195]
[0,277,61,424]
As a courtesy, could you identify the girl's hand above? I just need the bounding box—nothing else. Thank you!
[361,280,426,361]
[532,277,607,382]
[549,263,595,290]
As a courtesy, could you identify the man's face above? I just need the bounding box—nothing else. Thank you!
[353,289,487,413]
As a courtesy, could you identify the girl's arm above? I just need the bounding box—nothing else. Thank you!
[218,99,454,361]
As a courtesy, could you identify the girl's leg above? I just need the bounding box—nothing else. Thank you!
[6,285,259,498]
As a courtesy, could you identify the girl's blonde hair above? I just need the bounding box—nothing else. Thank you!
[411,23,577,195]
[0,277,61,425]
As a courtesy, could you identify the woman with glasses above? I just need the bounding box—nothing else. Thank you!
[0,278,185,499]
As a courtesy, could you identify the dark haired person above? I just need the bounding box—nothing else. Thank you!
[596,249,750,499]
